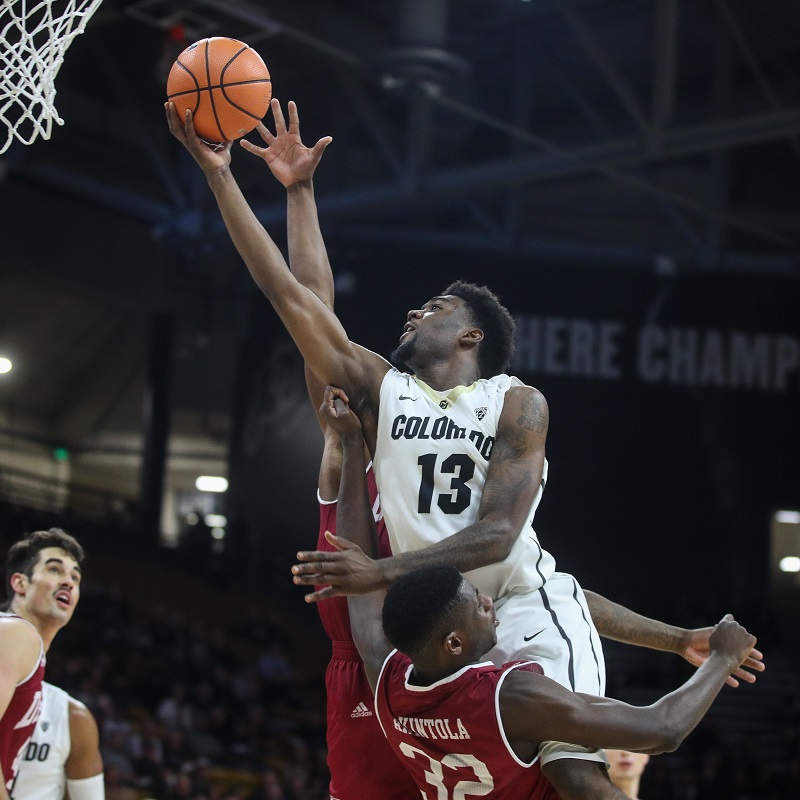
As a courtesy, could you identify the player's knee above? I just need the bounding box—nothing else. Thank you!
[542,758,627,800]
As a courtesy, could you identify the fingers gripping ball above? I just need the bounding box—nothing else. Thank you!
[166,37,272,144]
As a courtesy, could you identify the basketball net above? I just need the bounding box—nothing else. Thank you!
[0,0,105,154]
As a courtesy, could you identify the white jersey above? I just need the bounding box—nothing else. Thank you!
[13,682,71,800]
[373,369,556,599]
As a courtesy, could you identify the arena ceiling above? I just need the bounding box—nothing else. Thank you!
[2,0,800,505]
[6,0,800,274]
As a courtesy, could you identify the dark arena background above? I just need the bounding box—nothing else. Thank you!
[1,1,799,798]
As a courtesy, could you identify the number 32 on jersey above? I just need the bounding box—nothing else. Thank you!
[399,742,494,798]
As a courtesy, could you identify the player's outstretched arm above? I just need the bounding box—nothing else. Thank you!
[64,698,105,799]
[292,385,549,594]
[584,590,765,688]
[165,102,388,403]
[241,100,334,307]
[502,615,756,754]
[244,100,340,455]
[299,386,392,690]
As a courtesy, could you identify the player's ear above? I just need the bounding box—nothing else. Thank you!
[460,327,484,347]
[9,572,29,597]
[443,631,463,656]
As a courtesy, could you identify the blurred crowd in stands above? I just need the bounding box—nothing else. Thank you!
[34,584,332,800]
[1,499,799,799]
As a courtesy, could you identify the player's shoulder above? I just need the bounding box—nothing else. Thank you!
[382,649,411,676]
[379,366,409,388]
[0,613,41,646]
[499,382,548,416]
[488,374,544,397]
[503,660,545,675]
[67,696,100,739]
[385,648,406,665]
[497,373,542,392]
[67,696,94,719]
[0,615,42,678]
[61,686,87,712]
[488,373,527,387]
[499,661,548,700]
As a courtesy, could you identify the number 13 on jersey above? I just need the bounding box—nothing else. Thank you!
[417,453,477,515]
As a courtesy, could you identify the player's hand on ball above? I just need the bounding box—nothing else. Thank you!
[165,103,233,172]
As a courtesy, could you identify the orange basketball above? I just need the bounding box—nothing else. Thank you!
[166,37,272,144]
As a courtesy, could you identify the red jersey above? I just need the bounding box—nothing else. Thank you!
[0,614,45,796]
[375,652,559,800]
[317,465,418,800]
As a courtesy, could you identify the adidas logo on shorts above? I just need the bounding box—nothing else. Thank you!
[350,702,372,718]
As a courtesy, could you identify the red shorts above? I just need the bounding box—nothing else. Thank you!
[325,641,418,800]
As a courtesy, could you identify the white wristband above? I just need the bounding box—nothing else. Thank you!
[66,773,105,800]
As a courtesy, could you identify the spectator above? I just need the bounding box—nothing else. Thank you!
[606,750,650,798]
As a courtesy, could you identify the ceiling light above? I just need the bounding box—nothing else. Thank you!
[779,556,800,573]
[0,357,11,373]
[195,476,228,492]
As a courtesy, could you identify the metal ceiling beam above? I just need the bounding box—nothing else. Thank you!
[546,57,704,254]
[195,0,361,67]
[558,0,652,136]
[241,105,800,249]
[651,0,679,133]
[93,40,187,210]
[17,102,799,253]
[714,0,800,163]
[395,0,447,48]
[331,223,798,275]
[502,28,535,247]
[8,161,172,223]
[405,89,433,186]
[334,68,405,180]
[704,22,734,265]
[424,97,800,187]
[437,101,793,257]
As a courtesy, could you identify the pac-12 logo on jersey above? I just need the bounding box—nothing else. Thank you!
[474,407,487,420]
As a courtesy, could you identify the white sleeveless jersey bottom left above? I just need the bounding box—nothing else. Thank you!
[12,682,70,800]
